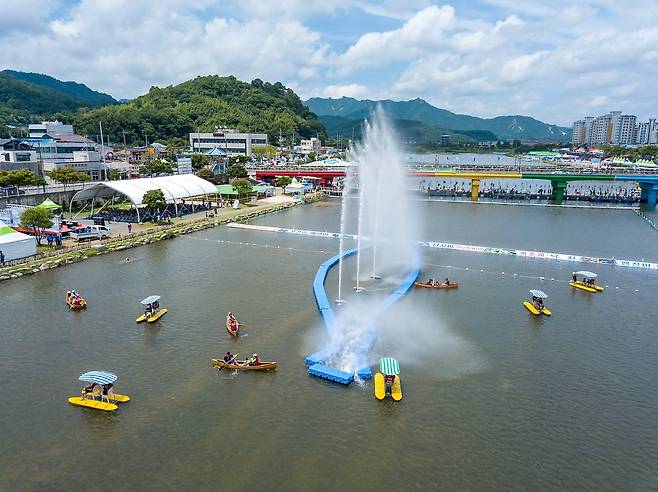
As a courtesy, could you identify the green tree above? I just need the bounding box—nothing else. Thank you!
[232,178,253,197]
[275,176,292,188]
[196,168,216,182]
[20,207,53,245]
[228,155,251,166]
[306,152,317,162]
[48,167,90,190]
[108,169,121,180]
[191,154,210,170]
[0,169,45,188]
[252,145,278,160]
[142,189,166,211]
[140,159,172,176]
[227,164,248,179]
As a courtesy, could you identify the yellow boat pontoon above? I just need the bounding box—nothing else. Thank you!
[136,295,168,323]
[68,371,131,412]
[375,357,403,401]
[569,271,604,293]
[523,289,552,316]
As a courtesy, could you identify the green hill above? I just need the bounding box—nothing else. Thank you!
[2,70,117,107]
[73,76,326,146]
[0,72,93,132]
[306,96,570,141]
[319,114,488,145]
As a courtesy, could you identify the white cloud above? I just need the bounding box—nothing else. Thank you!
[336,5,456,73]
[0,0,330,98]
[322,83,369,98]
[2,0,658,125]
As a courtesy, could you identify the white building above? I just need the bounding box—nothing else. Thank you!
[0,139,41,174]
[574,112,639,146]
[189,129,267,156]
[25,134,98,171]
[28,120,74,138]
[636,119,658,145]
[51,150,107,181]
[299,137,321,155]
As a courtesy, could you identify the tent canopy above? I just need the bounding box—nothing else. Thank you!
[529,289,548,298]
[70,175,217,207]
[38,198,61,210]
[0,220,37,261]
[379,357,400,376]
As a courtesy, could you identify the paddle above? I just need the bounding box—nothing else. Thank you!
[217,354,239,371]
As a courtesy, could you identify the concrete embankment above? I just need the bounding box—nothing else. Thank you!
[0,193,325,283]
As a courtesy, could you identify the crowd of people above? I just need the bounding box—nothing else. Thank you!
[80,382,115,403]
[86,200,233,224]
[418,180,641,203]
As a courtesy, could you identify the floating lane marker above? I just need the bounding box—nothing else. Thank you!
[226,222,658,271]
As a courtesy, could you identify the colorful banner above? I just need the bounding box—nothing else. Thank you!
[226,223,658,270]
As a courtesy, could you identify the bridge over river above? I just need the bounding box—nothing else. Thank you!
[251,163,658,206]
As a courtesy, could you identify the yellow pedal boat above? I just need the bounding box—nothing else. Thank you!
[136,295,167,322]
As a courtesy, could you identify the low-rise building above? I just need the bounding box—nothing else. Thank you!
[299,137,321,155]
[52,151,107,181]
[28,120,74,138]
[189,129,267,156]
[0,139,41,174]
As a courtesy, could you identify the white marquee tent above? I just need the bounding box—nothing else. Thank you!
[0,221,37,261]
[70,175,218,220]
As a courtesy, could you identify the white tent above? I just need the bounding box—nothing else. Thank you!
[284,178,312,194]
[0,221,37,261]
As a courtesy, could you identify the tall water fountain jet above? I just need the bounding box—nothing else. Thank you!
[324,107,419,374]
[335,171,355,304]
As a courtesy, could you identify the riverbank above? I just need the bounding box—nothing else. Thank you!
[0,192,325,282]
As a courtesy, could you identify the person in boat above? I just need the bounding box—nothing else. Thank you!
[572,272,577,283]
[537,297,544,309]
[426,278,434,286]
[223,351,237,365]
[444,278,450,286]
[81,382,98,400]
[248,353,260,366]
[101,383,114,403]
[384,374,395,393]
[144,304,153,317]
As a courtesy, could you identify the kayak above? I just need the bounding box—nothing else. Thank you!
[226,318,239,337]
[391,375,403,401]
[569,281,597,293]
[66,296,87,310]
[414,282,458,289]
[211,359,277,371]
[68,397,118,412]
[374,372,386,400]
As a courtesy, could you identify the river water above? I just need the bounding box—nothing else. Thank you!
[1,199,657,490]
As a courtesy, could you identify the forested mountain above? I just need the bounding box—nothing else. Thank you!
[73,76,326,146]
[306,97,570,141]
[319,114,496,144]
[2,70,117,107]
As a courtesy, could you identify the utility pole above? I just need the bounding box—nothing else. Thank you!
[99,121,107,180]
[122,129,127,148]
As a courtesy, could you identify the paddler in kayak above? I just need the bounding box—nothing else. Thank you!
[223,351,237,364]
[248,353,261,366]
[444,278,450,286]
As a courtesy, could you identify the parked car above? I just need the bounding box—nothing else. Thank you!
[69,225,111,242]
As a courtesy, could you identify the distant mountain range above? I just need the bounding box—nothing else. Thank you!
[306,97,571,142]
[2,70,117,107]
[318,114,497,145]
[0,70,117,131]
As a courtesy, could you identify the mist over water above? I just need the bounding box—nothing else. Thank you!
[326,108,422,373]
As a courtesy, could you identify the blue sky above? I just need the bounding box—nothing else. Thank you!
[2,0,658,126]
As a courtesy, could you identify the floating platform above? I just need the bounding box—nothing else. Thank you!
[308,363,354,385]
